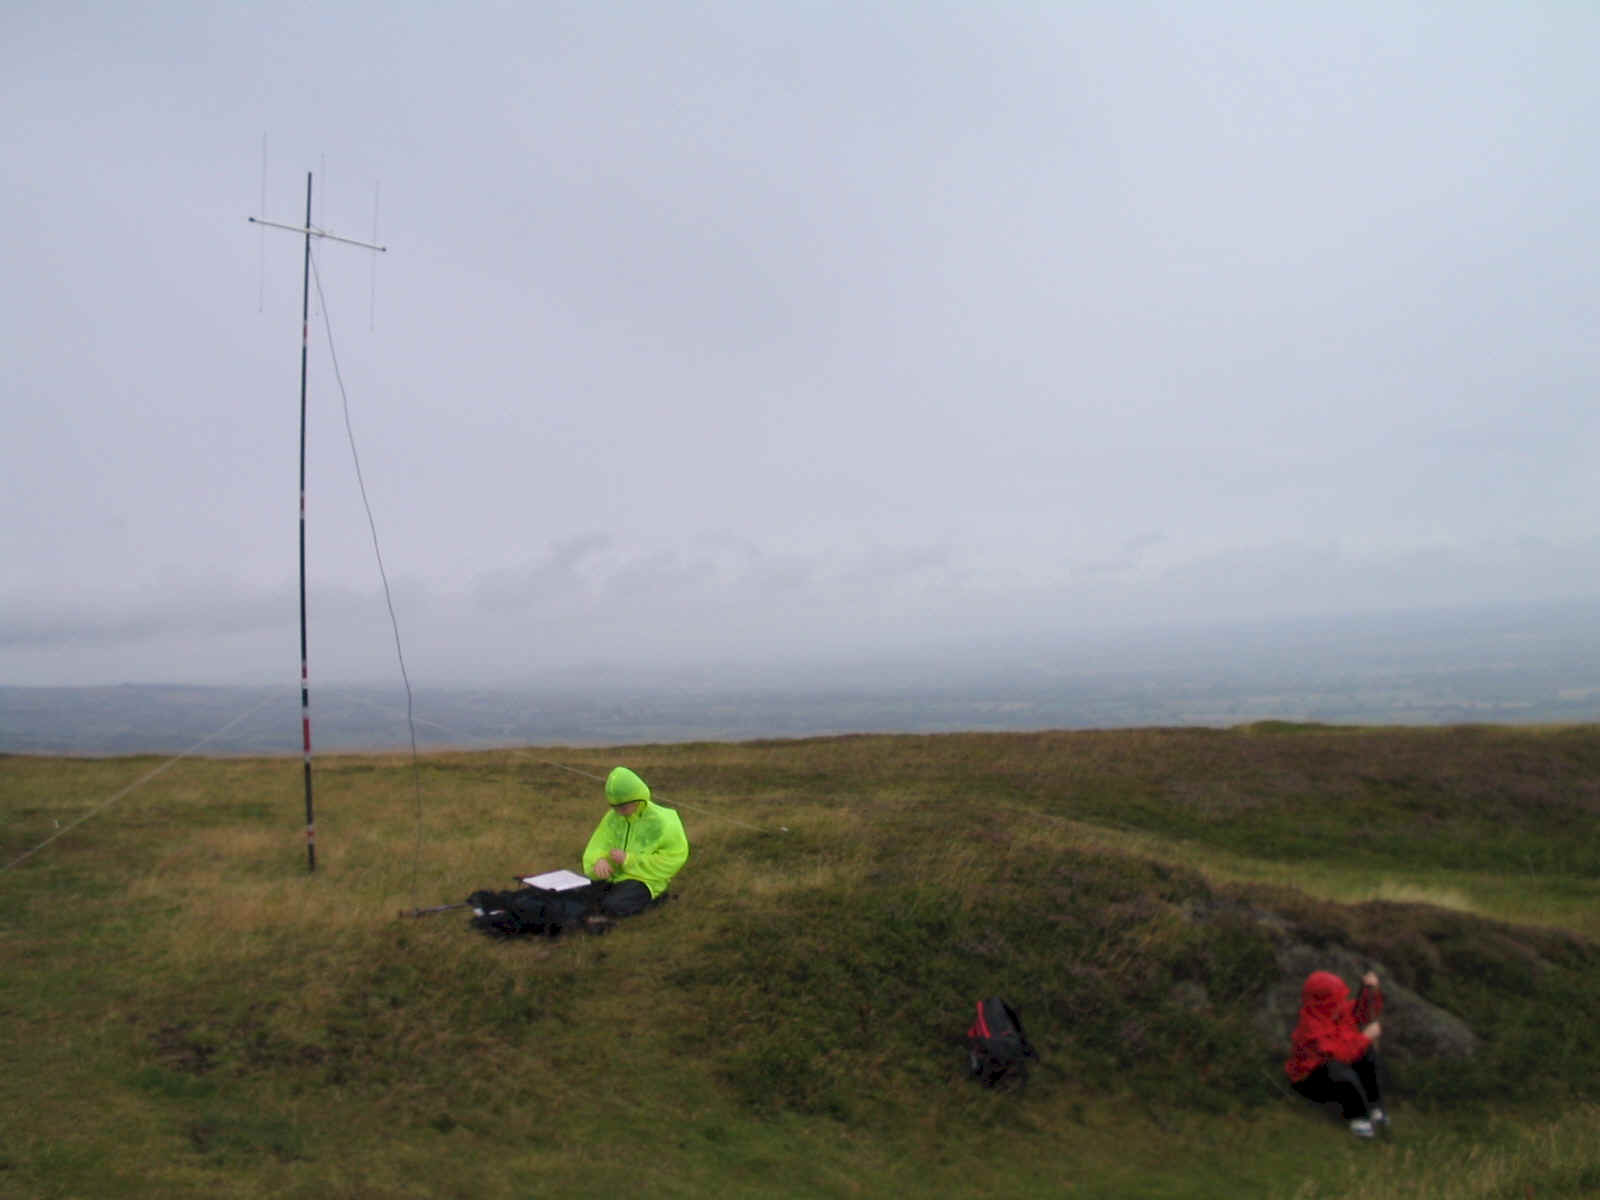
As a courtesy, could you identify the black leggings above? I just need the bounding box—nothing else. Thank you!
[1291,1051,1383,1120]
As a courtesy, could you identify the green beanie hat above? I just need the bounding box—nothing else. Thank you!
[605,766,651,806]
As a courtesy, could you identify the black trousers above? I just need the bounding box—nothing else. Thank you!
[592,879,652,917]
[551,879,654,918]
[1291,1051,1383,1120]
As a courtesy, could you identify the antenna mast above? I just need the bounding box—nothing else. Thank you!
[250,171,386,872]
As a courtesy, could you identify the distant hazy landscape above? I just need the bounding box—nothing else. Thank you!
[5,600,1597,754]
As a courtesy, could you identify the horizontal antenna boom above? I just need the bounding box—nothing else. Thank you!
[248,216,386,252]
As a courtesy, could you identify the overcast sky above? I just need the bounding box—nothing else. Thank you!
[3,1,1596,688]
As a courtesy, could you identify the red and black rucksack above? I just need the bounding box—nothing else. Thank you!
[966,996,1040,1088]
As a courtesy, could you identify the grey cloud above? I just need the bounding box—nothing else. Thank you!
[4,3,1598,689]
[0,587,289,650]
[4,532,1598,688]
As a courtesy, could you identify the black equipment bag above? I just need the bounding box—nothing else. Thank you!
[966,996,1039,1088]
[468,887,596,937]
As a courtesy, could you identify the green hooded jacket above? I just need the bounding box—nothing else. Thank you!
[581,769,688,898]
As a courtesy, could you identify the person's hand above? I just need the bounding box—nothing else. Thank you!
[1362,1021,1381,1041]
[609,849,626,865]
[592,858,613,880]
[1362,971,1379,988]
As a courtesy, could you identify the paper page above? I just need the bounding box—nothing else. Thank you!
[520,868,590,891]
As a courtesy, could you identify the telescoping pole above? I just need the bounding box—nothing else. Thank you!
[250,171,386,875]
[297,172,315,873]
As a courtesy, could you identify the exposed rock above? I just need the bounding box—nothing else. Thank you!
[1259,941,1480,1065]
[1183,893,1482,1066]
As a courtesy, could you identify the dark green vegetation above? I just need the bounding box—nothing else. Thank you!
[4,725,1599,1197]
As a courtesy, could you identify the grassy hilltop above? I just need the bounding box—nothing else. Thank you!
[3,724,1599,1198]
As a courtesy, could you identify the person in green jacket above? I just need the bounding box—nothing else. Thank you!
[581,766,689,918]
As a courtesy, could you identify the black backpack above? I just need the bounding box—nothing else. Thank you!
[966,996,1039,1088]
[468,887,594,937]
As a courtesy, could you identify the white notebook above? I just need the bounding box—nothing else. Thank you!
[519,868,590,891]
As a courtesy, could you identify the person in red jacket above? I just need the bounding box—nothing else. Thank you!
[1285,969,1387,1138]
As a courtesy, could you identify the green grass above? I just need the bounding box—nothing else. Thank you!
[3,725,1599,1197]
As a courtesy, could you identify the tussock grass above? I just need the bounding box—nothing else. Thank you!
[4,725,1600,1197]
[1279,1104,1600,1199]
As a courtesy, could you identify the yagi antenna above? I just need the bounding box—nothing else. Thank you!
[249,171,386,873]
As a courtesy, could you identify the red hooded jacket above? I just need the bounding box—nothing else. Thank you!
[1284,970,1383,1082]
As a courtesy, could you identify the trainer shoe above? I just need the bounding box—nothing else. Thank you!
[1349,1118,1375,1139]
[1370,1107,1389,1130]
